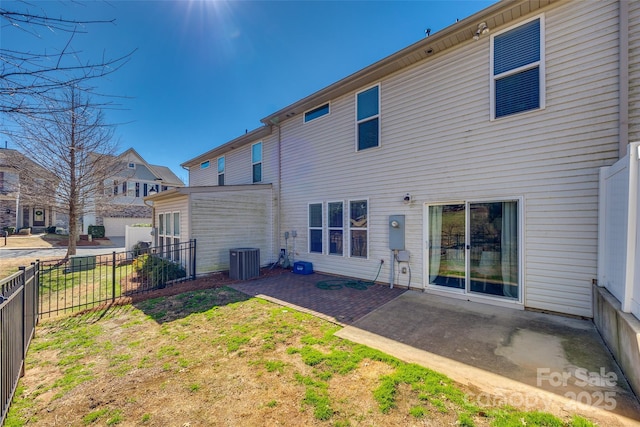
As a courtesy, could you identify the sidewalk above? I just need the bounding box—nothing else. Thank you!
[0,233,116,250]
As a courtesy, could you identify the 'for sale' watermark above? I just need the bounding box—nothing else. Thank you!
[537,367,618,410]
[467,366,619,412]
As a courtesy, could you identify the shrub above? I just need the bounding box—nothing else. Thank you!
[2,226,15,235]
[87,225,105,238]
[132,254,186,288]
[132,241,151,257]
[46,226,57,234]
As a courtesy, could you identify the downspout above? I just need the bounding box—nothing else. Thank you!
[272,122,282,266]
[619,0,629,159]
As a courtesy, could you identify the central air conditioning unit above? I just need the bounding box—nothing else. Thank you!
[229,248,260,280]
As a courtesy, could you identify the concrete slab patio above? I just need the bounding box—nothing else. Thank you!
[230,271,640,426]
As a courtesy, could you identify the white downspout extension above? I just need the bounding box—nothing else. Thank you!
[619,0,629,159]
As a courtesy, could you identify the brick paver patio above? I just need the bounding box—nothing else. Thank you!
[229,270,406,325]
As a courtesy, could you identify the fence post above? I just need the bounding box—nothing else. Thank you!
[19,266,26,377]
[192,239,197,280]
[112,252,116,303]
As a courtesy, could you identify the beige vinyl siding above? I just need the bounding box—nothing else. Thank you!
[191,134,279,187]
[189,162,218,187]
[190,186,273,275]
[277,1,619,317]
[630,0,640,143]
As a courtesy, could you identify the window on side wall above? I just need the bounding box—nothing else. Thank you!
[328,201,343,256]
[304,103,330,123]
[309,203,323,254]
[252,142,262,183]
[356,85,380,151]
[491,16,544,119]
[217,157,225,186]
[349,200,368,258]
[200,160,210,169]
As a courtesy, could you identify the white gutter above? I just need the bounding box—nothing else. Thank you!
[619,0,629,158]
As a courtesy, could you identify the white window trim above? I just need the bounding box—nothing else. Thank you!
[303,102,331,123]
[355,84,381,152]
[173,211,180,237]
[348,198,369,259]
[422,196,524,306]
[308,202,324,254]
[327,200,345,257]
[252,141,263,183]
[489,14,545,121]
[217,156,225,185]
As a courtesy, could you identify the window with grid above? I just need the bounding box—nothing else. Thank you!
[492,17,543,119]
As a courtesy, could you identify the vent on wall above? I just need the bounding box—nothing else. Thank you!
[229,248,260,280]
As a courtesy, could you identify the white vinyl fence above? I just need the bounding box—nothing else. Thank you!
[598,142,640,319]
[124,225,153,254]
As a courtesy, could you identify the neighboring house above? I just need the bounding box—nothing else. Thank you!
[148,0,640,395]
[0,147,58,233]
[83,148,185,237]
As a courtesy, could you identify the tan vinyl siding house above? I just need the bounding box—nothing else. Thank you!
[267,0,619,318]
[150,126,278,275]
[149,0,637,320]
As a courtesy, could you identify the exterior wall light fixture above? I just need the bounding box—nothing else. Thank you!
[473,22,490,40]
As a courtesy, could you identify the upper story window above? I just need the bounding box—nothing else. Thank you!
[356,85,380,151]
[491,16,544,119]
[304,103,330,123]
[128,162,136,169]
[200,160,210,169]
[252,142,262,183]
[217,157,225,186]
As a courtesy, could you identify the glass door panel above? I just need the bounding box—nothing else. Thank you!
[428,204,465,289]
[469,201,518,299]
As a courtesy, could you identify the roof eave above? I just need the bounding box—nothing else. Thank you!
[260,0,558,126]
[181,125,273,169]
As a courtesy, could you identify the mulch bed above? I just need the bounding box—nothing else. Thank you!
[75,267,291,315]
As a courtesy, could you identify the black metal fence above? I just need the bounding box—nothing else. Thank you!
[0,263,39,425]
[0,239,196,423]
[38,239,197,317]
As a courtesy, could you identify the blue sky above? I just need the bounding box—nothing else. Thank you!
[4,0,495,183]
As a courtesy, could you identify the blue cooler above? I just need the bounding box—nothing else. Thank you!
[293,261,313,275]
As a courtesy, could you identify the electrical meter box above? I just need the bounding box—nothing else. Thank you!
[389,215,405,250]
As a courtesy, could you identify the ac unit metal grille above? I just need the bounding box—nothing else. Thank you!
[229,248,260,280]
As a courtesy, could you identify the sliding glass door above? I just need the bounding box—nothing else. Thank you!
[427,200,519,300]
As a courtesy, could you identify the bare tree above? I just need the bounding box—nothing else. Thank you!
[1,2,134,116]
[10,86,124,256]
